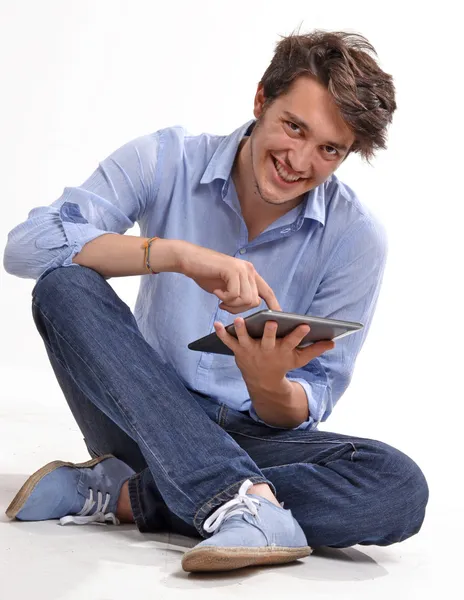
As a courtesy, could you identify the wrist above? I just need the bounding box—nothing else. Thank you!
[175,240,200,276]
[247,377,304,429]
[146,238,186,274]
[246,374,292,396]
[168,239,188,273]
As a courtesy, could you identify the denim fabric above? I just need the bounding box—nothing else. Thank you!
[31,265,429,546]
[5,118,388,431]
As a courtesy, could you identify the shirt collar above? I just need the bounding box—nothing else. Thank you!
[200,118,326,226]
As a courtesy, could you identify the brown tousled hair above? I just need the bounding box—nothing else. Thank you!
[259,28,397,162]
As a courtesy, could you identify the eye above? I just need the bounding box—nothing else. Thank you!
[323,146,339,157]
[285,121,301,134]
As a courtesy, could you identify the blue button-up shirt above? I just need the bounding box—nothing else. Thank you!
[3,118,388,430]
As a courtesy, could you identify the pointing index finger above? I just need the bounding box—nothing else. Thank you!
[255,273,282,311]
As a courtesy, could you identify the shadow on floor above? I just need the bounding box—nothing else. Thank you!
[0,472,389,595]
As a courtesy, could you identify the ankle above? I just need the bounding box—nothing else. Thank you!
[116,480,135,523]
[247,483,281,508]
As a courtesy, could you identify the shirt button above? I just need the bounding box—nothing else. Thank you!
[239,248,246,255]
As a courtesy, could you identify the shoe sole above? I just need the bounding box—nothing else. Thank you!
[5,454,115,520]
[181,545,313,572]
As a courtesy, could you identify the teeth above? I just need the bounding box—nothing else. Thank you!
[273,158,300,182]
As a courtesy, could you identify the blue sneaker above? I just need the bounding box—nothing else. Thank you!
[5,455,135,525]
[181,479,312,572]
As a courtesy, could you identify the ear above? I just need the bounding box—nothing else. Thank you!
[253,83,267,119]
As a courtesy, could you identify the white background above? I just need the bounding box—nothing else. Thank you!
[0,0,462,596]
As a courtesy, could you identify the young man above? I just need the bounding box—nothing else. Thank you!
[3,30,428,572]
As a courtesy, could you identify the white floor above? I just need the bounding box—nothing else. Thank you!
[0,368,460,600]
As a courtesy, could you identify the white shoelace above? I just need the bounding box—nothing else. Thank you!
[203,479,261,534]
[59,488,120,526]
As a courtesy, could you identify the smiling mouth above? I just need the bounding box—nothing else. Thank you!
[271,156,305,184]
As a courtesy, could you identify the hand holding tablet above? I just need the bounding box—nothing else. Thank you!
[188,309,363,356]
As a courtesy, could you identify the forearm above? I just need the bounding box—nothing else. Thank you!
[72,234,184,278]
[246,377,309,429]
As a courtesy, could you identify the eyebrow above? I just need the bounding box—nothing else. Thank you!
[282,110,350,153]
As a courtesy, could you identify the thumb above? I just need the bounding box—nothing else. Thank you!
[296,339,335,365]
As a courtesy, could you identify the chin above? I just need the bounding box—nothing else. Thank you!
[259,187,303,206]
[261,177,312,205]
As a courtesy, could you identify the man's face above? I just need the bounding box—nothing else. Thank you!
[249,75,355,207]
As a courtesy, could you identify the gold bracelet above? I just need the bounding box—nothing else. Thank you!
[142,237,160,274]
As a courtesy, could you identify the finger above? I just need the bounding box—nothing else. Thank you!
[218,269,254,313]
[214,321,240,353]
[233,318,253,348]
[218,302,248,315]
[216,272,240,304]
[248,272,261,307]
[255,272,282,311]
[238,270,253,306]
[282,324,311,350]
[295,339,335,367]
[217,270,252,308]
[218,269,274,313]
[261,320,277,351]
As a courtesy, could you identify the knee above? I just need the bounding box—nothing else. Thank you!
[33,265,103,307]
[31,265,117,342]
[364,441,429,544]
[32,265,125,331]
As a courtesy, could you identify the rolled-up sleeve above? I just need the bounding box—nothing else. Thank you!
[3,132,160,280]
[250,215,388,430]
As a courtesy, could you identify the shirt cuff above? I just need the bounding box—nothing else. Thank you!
[248,377,326,431]
[286,377,329,429]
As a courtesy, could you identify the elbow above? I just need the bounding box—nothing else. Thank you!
[3,244,36,279]
[3,239,56,281]
[3,242,26,278]
[3,210,73,280]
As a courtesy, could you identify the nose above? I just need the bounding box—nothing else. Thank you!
[288,144,316,176]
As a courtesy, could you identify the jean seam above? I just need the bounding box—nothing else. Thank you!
[324,441,358,463]
[226,429,356,447]
[228,429,358,464]
[193,476,272,533]
[218,404,228,428]
[128,474,148,531]
[34,300,197,509]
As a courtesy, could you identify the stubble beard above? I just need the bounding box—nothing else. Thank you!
[249,128,304,208]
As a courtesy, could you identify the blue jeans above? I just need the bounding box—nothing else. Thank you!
[30,266,428,547]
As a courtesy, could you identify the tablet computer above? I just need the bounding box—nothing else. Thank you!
[188,309,364,356]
